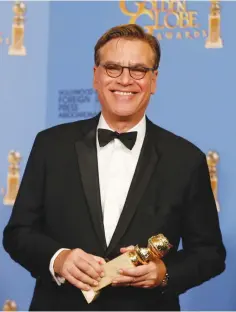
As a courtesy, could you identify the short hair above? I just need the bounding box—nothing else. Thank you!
[94,24,161,70]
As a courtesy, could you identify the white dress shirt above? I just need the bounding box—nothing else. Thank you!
[97,114,146,245]
[50,114,146,285]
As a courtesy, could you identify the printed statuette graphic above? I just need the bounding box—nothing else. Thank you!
[207,151,220,212]
[8,1,27,56]
[2,300,17,311]
[3,151,21,206]
[205,0,223,48]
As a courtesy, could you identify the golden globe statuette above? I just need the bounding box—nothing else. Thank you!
[8,1,27,56]
[82,234,172,303]
[207,151,220,212]
[2,300,17,311]
[3,151,21,206]
[205,0,223,48]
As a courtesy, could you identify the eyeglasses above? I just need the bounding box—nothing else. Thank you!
[99,63,155,80]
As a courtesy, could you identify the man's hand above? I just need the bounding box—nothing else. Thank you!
[112,246,166,289]
[53,249,106,291]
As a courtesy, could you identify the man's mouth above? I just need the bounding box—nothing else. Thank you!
[111,90,137,96]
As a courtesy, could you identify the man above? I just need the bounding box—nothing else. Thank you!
[3,24,226,311]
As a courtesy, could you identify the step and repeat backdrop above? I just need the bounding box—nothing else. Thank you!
[0,1,236,310]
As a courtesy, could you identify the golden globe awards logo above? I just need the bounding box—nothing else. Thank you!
[120,0,223,48]
[0,1,27,56]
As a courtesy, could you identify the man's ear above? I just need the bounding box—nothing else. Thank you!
[151,70,158,95]
[93,66,98,90]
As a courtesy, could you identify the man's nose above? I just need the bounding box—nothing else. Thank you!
[117,68,133,85]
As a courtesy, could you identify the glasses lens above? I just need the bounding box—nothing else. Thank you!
[130,67,147,80]
[105,64,122,78]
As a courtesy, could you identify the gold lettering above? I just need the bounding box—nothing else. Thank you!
[164,12,179,29]
[176,1,187,12]
[119,1,151,24]
[144,25,156,35]
[178,12,198,28]
[160,0,169,12]
[188,12,198,27]
[166,0,187,12]
[166,32,173,39]
[153,9,165,30]
[185,31,192,39]
[156,33,163,40]
[176,32,182,39]
[167,0,175,11]
[179,12,190,28]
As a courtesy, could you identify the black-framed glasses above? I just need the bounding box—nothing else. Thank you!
[99,63,155,80]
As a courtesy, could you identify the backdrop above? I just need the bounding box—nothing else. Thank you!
[0,1,235,310]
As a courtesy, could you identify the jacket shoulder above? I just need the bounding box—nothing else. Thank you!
[150,122,206,166]
[35,117,96,144]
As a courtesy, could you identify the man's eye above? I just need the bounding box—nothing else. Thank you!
[106,65,120,70]
[131,67,146,73]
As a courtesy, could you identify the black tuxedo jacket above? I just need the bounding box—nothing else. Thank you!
[3,115,226,311]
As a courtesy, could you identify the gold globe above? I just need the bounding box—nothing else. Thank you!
[13,1,26,16]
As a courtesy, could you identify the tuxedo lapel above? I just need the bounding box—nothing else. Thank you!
[106,119,159,255]
[75,116,107,252]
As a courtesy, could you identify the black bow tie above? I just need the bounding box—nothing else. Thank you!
[98,128,137,150]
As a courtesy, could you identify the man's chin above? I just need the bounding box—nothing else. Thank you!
[111,106,136,117]
[112,111,135,119]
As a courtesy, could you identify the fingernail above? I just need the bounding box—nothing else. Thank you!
[118,269,123,274]
[97,277,101,282]
[112,280,118,284]
[93,281,99,286]
[86,286,91,290]
[100,272,105,278]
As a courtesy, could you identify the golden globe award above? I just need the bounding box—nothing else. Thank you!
[2,300,17,311]
[3,151,21,206]
[205,0,223,48]
[8,1,27,56]
[82,234,172,303]
[207,151,220,212]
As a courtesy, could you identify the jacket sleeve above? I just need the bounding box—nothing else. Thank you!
[3,132,64,279]
[162,153,226,295]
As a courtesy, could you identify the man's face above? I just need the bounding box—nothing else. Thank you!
[93,38,158,120]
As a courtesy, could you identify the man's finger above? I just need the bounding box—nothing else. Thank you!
[112,275,135,285]
[120,245,135,253]
[73,257,102,280]
[65,273,91,290]
[68,265,99,287]
[76,250,104,276]
[113,272,149,284]
[119,263,150,277]
[131,281,150,288]
[92,255,106,265]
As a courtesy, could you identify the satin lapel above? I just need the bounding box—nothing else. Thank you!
[106,120,159,255]
[75,118,107,252]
